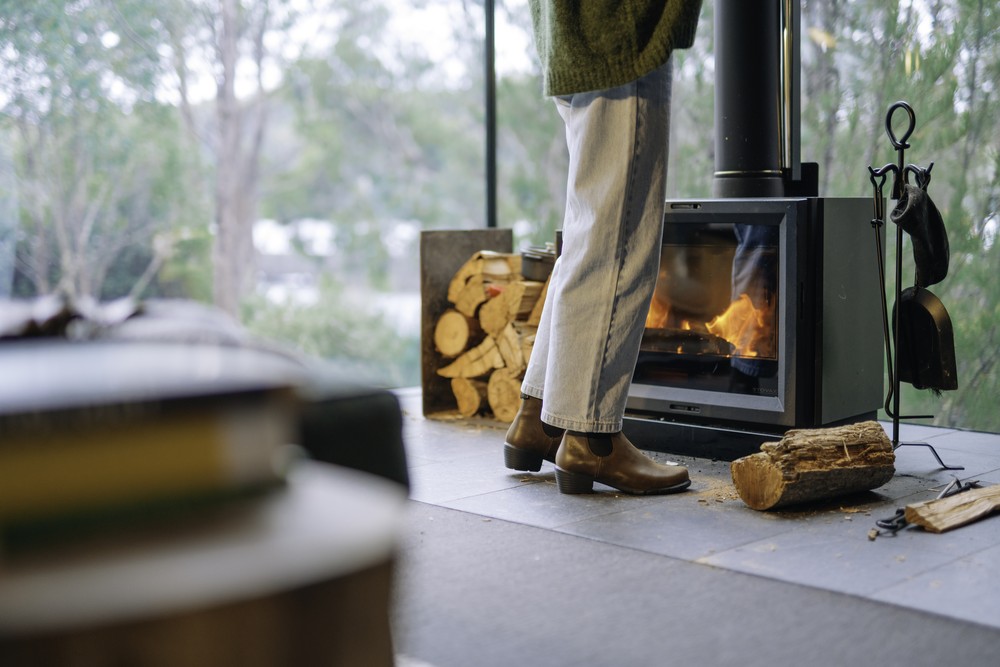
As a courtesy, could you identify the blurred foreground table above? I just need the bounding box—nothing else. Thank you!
[0,462,407,666]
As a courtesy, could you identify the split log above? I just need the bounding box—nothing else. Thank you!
[434,248,549,420]
[447,251,520,304]
[451,377,489,417]
[494,323,526,375]
[515,280,546,320]
[436,337,504,379]
[526,276,549,327]
[452,273,488,318]
[480,282,526,338]
[487,368,522,423]
[515,323,537,364]
[730,421,895,510]
[433,309,482,358]
[904,484,1000,533]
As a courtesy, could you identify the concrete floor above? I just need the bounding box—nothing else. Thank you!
[390,388,1000,666]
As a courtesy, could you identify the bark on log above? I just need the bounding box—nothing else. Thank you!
[433,309,482,358]
[730,421,895,510]
[487,368,522,423]
[451,377,489,417]
[904,484,1000,533]
[436,337,504,378]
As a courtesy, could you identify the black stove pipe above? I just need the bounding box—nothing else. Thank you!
[714,0,806,198]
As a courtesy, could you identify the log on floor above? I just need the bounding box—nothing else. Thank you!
[730,421,895,510]
[905,484,1000,533]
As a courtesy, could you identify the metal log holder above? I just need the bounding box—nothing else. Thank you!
[867,101,962,471]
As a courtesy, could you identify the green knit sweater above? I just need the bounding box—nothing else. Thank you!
[529,0,703,97]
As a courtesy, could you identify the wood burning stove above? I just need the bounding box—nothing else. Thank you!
[624,196,883,458]
[624,1,885,458]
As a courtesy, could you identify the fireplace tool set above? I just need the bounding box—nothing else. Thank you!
[868,101,961,470]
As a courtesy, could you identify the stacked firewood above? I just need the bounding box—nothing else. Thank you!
[432,250,548,421]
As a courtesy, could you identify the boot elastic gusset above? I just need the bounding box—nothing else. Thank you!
[503,396,564,470]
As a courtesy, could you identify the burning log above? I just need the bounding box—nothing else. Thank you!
[730,421,895,510]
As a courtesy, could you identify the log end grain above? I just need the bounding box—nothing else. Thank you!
[434,309,475,358]
[730,453,788,510]
[487,368,522,423]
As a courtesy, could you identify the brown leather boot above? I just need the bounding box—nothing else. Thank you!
[503,395,564,472]
[554,431,691,495]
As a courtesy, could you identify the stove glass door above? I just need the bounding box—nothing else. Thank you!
[635,221,780,398]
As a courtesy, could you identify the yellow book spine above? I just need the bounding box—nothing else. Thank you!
[0,404,291,522]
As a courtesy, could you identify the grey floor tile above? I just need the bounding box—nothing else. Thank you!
[698,518,972,597]
[402,417,505,464]
[556,494,794,560]
[889,421,959,442]
[397,391,1000,630]
[871,543,1000,628]
[892,442,994,478]
[440,469,672,529]
[920,426,999,451]
[407,451,545,504]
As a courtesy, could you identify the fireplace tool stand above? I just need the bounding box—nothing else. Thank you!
[868,101,962,471]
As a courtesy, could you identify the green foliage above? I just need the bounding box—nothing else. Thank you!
[242,276,420,388]
[496,72,566,247]
[3,0,999,429]
[800,0,1000,432]
[1,0,211,301]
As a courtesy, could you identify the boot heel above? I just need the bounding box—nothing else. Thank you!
[504,444,543,472]
[555,467,594,494]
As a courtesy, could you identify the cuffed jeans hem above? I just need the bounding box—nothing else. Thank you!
[522,382,624,432]
[520,383,544,401]
[539,412,623,434]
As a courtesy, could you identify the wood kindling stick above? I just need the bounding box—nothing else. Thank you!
[904,483,1000,533]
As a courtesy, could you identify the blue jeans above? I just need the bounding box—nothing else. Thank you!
[521,60,673,433]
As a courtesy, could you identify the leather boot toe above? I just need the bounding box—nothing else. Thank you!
[554,431,690,495]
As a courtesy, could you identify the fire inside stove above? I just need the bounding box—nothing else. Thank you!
[634,221,780,398]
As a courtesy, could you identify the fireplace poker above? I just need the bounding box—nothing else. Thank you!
[867,101,962,471]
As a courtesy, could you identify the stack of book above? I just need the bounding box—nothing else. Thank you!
[0,339,308,554]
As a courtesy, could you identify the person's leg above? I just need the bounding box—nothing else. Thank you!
[506,60,689,494]
[527,59,671,432]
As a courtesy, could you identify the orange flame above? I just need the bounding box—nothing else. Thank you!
[645,299,670,329]
[706,293,774,358]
